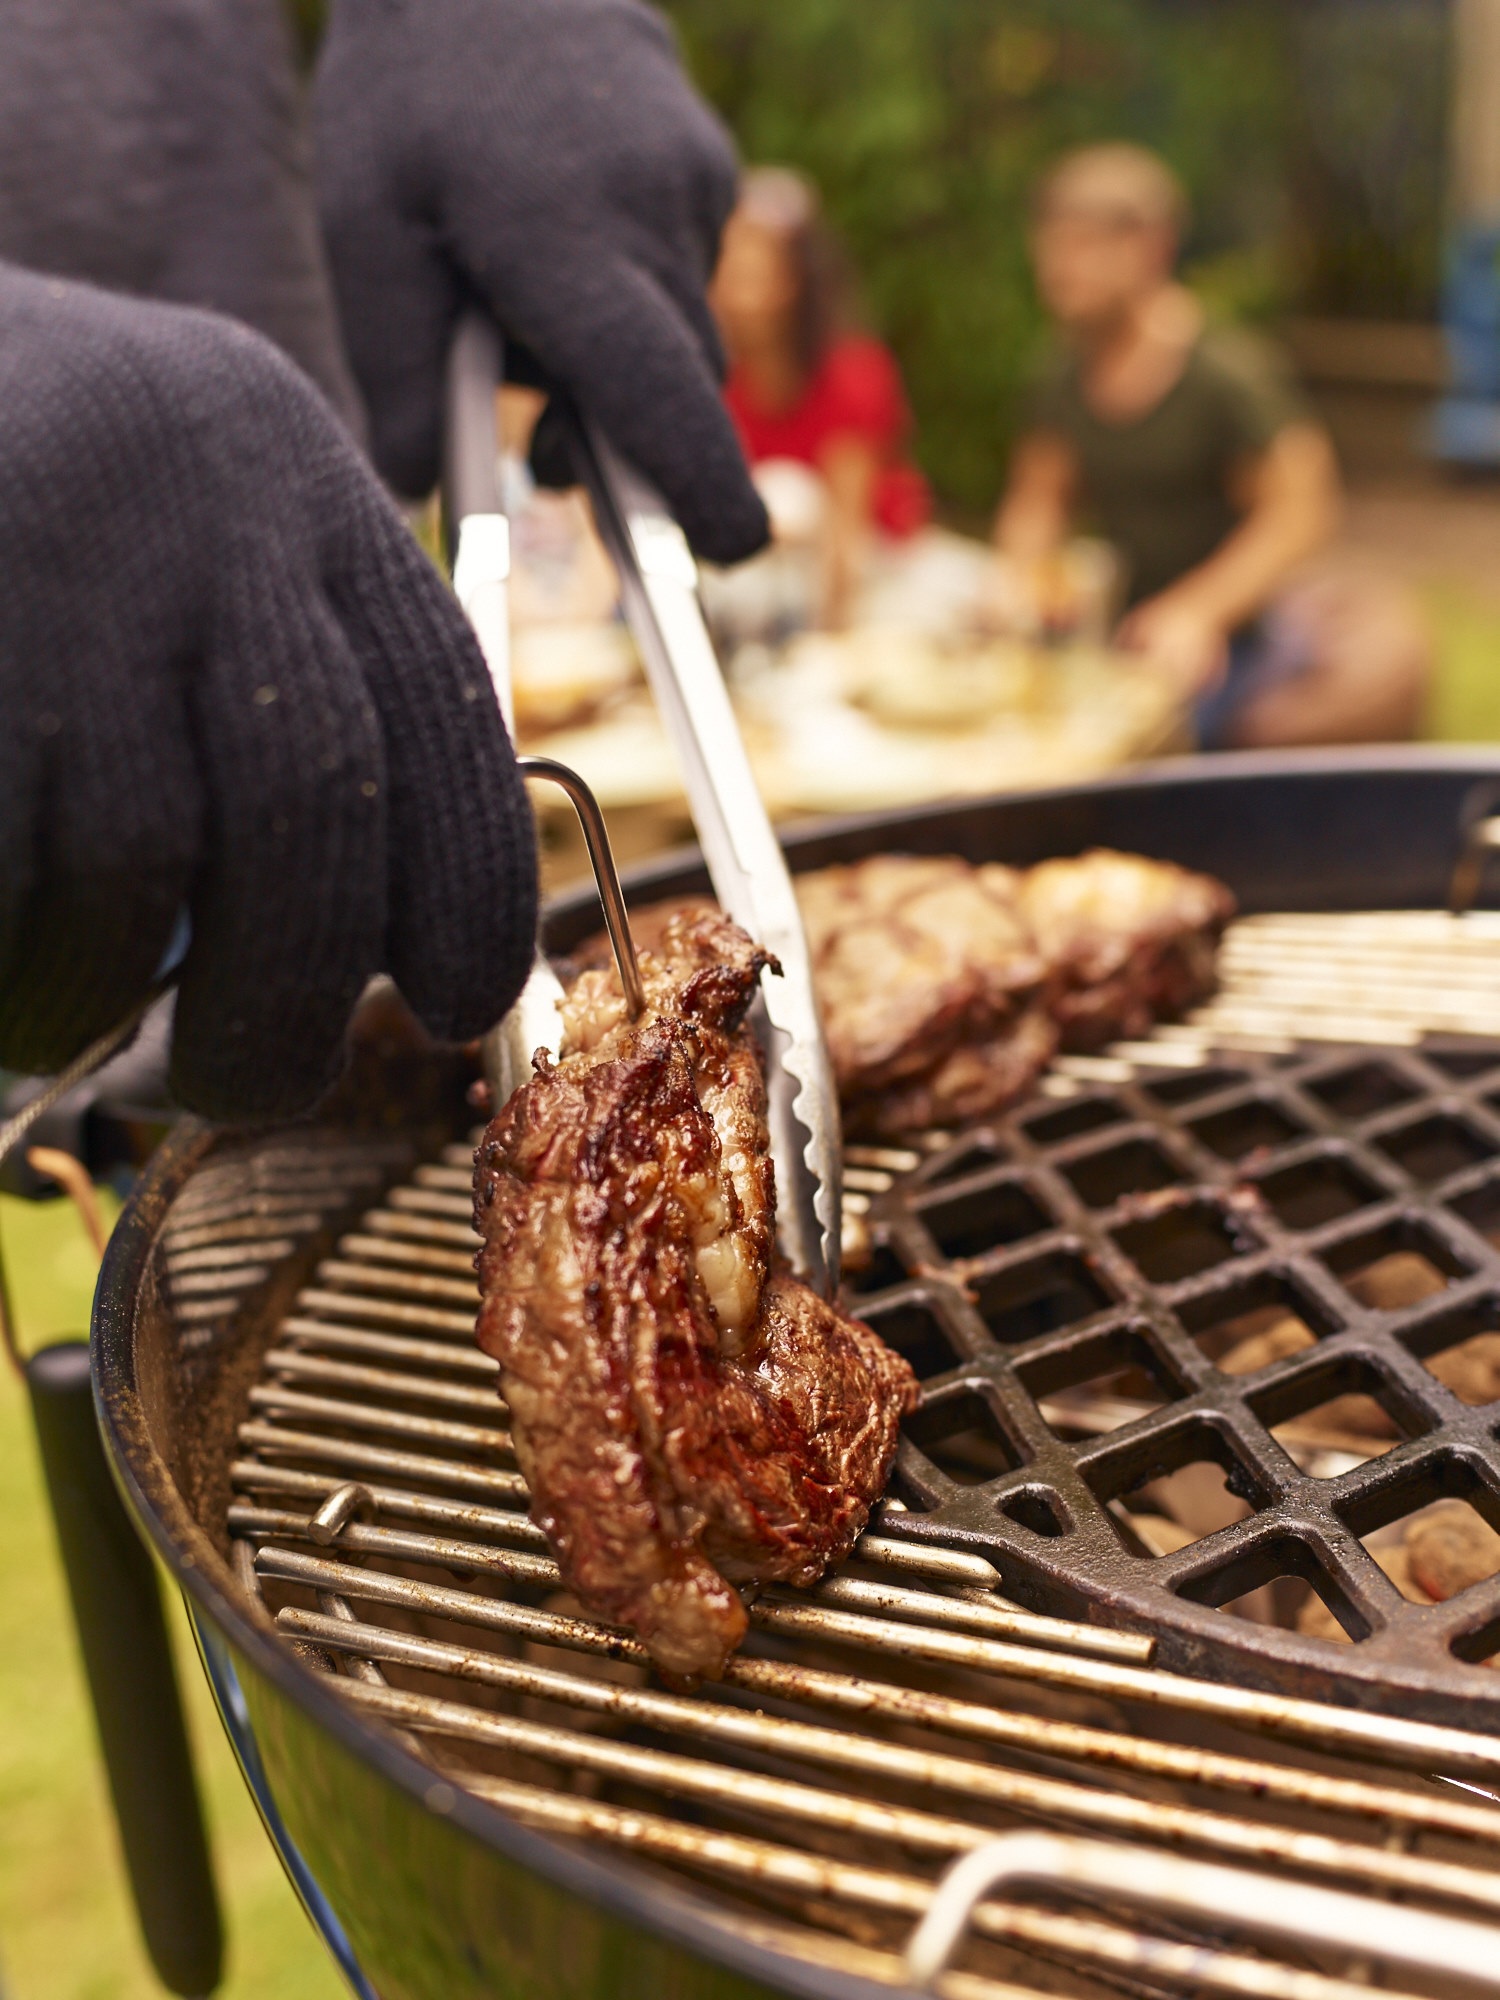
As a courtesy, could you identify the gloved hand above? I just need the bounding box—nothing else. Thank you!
[0,262,537,1121]
[0,0,363,430]
[314,0,769,565]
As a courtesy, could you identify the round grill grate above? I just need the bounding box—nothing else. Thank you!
[215,908,1500,1739]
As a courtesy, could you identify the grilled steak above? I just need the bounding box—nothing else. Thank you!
[565,849,1231,1140]
[797,847,1231,1133]
[797,856,1053,1136]
[852,1007,1059,1139]
[1016,849,1235,1051]
[473,907,916,1680]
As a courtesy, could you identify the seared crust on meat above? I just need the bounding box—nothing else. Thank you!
[567,850,1230,1140]
[474,908,916,1680]
[796,856,1053,1136]
[798,857,1047,1097]
[845,1006,1058,1139]
[1017,850,1234,1051]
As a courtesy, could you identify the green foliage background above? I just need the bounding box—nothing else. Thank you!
[661,0,1448,515]
[663,0,1293,514]
[1284,1,1449,320]
[287,0,1451,514]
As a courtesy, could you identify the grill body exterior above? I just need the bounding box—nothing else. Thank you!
[91,750,1500,2000]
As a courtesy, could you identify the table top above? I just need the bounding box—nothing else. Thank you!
[517,627,1187,820]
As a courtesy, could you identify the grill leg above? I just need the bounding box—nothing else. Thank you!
[26,1340,223,1998]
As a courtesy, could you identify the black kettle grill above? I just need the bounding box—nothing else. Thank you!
[49,749,1500,2000]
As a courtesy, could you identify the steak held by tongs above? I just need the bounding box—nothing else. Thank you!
[447,319,899,1677]
[473,908,915,1681]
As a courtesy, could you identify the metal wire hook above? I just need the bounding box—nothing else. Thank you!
[519,755,645,1019]
[1449,813,1500,918]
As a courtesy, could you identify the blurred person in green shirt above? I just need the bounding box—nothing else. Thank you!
[989,143,1429,749]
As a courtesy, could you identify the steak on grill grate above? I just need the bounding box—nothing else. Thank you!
[569,851,1231,1142]
[1017,848,1236,1051]
[797,849,1234,1134]
[473,907,916,1680]
[794,856,1055,1138]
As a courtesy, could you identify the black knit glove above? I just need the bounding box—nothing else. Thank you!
[0,263,537,1121]
[0,0,363,430]
[314,0,768,565]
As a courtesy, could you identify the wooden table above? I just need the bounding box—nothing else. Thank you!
[519,631,1188,893]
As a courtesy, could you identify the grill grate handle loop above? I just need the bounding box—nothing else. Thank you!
[518,756,645,1019]
[905,1831,1500,1993]
[1449,810,1500,917]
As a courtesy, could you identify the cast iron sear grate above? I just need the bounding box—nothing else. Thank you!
[854,1029,1500,1718]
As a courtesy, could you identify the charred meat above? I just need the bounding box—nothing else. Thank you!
[473,908,916,1680]
[1016,849,1235,1051]
[797,848,1232,1133]
[796,856,1054,1137]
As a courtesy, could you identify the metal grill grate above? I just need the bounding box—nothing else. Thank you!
[844,916,1500,1719]
[223,911,1500,1998]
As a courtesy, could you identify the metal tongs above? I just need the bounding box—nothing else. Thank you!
[444,314,841,1293]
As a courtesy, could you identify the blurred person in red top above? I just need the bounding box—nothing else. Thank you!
[714,168,929,629]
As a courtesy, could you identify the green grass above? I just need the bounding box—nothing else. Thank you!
[1423,582,1500,744]
[0,1193,343,2000]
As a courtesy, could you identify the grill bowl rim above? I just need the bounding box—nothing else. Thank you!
[90,747,1500,1996]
